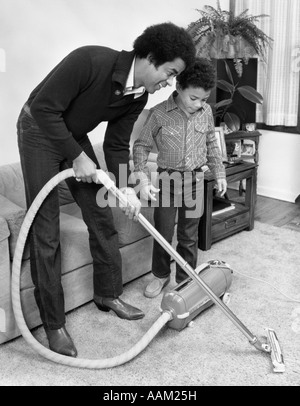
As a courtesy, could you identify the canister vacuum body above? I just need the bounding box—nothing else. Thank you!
[162,261,233,331]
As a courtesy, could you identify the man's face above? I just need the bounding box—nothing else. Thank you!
[176,85,211,115]
[143,57,186,94]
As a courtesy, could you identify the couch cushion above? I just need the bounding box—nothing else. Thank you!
[0,160,74,209]
[0,194,29,260]
[59,212,92,272]
[20,211,93,290]
[0,162,26,208]
[20,204,154,290]
[110,205,154,247]
[60,201,154,248]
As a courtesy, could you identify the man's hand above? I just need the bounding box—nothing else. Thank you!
[140,183,160,201]
[73,151,97,183]
[216,179,227,197]
[119,187,142,221]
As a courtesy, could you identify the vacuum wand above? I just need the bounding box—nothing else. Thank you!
[97,170,267,352]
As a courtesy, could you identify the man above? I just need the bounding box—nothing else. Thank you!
[17,22,195,357]
[133,58,227,298]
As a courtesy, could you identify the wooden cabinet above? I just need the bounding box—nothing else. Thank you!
[198,162,257,251]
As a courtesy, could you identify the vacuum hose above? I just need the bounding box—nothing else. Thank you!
[12,168,269,369]
[11,168,172,369]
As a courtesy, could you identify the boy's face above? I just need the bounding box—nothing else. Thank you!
[142,57,186,94]
[176,84,211,115]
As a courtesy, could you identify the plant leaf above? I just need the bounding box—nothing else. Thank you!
[217,80,235,93]
[224,60,234,85]
[224,112,240,131]
[237,86,263,104]
[215,99,232,109]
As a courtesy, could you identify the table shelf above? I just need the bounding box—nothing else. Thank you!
[198,161,257,251]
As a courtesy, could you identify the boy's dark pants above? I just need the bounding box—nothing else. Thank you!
[151,170,204,284]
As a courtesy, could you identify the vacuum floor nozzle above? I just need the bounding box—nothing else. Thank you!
[265,328,285,373]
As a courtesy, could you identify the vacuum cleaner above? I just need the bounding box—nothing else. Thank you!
[11,168,285,372]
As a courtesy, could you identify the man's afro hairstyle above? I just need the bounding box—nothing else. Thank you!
[133,22,195,68]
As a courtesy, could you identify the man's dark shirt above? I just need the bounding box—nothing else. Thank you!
[27,46,148,182]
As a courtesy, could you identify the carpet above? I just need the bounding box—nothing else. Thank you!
[0,221,300,387]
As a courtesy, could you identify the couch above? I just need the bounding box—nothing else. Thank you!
[0,110,158,344]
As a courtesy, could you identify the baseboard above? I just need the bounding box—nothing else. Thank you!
[257,185,297,203]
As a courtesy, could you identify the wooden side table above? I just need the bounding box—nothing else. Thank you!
[198,161,257,251]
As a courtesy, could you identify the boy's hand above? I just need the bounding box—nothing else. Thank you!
[217,179,227,197]
[119,187,141,221]
[140,183,160,201]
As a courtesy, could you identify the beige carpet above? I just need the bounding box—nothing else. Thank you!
[0,221,300,386]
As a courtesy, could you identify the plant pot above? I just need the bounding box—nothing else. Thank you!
[227,43,236,59]
[195,34,258,62]
[210,35,227,59]
[234,36,257,61]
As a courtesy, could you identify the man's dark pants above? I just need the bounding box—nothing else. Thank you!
[17,107,123,330]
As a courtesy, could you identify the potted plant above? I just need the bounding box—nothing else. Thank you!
[187,1,273,131]
[211,59,263,131]
[187,1,273,74]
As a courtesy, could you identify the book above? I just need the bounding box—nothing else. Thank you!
[212,197,235,216]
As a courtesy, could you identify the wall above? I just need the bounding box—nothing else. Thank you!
[1,0,299,203]
[1,0,225,163]
[257,130,300,203]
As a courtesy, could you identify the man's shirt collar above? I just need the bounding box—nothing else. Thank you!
[123,57,145,99]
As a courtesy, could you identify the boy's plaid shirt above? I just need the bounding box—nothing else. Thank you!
[133,92,226,185]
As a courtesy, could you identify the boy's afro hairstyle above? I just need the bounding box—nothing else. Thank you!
[133,22,195,68]
[177,57,216,91]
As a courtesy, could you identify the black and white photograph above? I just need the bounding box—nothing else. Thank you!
[0,0,300,389]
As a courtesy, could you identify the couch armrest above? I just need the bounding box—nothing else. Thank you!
[0,194,28,260]
[0,216,10,242]
[0,215,24,343]
[0,216,10,337]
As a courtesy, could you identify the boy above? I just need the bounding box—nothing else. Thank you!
[133,58,227,298]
